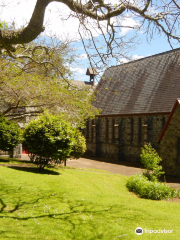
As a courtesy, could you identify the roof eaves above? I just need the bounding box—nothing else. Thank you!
[96,112,170,118]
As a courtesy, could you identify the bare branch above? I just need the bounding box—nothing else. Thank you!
[172,0,180,9]
[142,0,151,13]
[0,0,180,71]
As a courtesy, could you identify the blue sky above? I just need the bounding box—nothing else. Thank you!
[1,0,180,83]
[74,32,178,83]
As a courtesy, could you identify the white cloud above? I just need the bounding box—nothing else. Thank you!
[119,15,140,36]
[132,55,144,60]
[104,0,141,8]
[70,66,86,75]
[0,0,107,41]
[65,62,86,74]
[0,0,36,26]
[77,54,88,59]
[119,58,129,64]
[0,0,143,43]
[119,54,144,64]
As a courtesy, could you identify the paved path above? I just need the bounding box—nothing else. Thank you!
[66,158,143,176]
[20,154,143,176]
[67,157,180,190]
[19,154,180,189]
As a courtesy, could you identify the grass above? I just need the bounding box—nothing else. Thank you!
[57,165,109,173]
[0,164,180,239]
[0,157,109,173]
[0,157,34,165]
[126,173,178,200]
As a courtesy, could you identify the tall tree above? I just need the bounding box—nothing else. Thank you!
[0,42,99,126]
[0,1,180,68]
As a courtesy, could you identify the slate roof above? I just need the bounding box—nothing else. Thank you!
[71,80,93,86]
[94,48,180,116]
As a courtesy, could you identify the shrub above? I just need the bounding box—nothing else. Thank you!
[23,113,86,169]
[0,117,21,151]
[126,144,178,200]
[126,174,178,200]
[140,143,164,181]
[70,128,86,159]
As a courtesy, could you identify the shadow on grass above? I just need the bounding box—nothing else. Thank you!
[0,180,129,239]
[0,195,124,239]
[0,157,33,164]
[7,166,60,175]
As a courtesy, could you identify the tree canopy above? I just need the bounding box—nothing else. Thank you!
[0,41,99,126]
[0,0,180,68]
[0,117,21,152]
[23,113,86,169]
[0,1,179,124]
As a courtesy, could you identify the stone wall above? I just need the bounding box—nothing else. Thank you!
[7,144,22,158]
[0,144,22,158]
[160,106,180,177]
[13,144,22,158]
[85,114,168,163]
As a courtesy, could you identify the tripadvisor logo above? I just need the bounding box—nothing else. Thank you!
[135,227,143,235]
[135,227,173,235]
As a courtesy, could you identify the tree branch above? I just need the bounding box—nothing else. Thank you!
[0,0,51,50]
[0,0,179,67]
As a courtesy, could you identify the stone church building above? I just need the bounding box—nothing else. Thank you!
[84,48,180,177]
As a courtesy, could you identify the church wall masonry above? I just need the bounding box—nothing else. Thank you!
[85,114,168,162]
[160,106,180,177]
[84,49,180,177]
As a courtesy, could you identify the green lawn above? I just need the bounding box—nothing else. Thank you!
[0,157,34,165]
[0,163,179,240]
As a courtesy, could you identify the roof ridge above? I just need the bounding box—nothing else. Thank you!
[107,47,180,70]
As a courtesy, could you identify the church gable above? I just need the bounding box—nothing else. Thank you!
[85,49,180,178]
[158,100,180,176]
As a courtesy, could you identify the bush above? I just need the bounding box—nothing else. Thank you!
[23,113,86,169]
[140,143,164,181]
[70,128,86,159]
[0,117,21,151]
[126,174,178,200]
[126,144,178,200]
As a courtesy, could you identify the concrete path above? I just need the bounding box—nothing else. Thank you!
[67,157,180,190]
[66,157,143,176]
[20,154,143,176]
[20,154,180,189]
